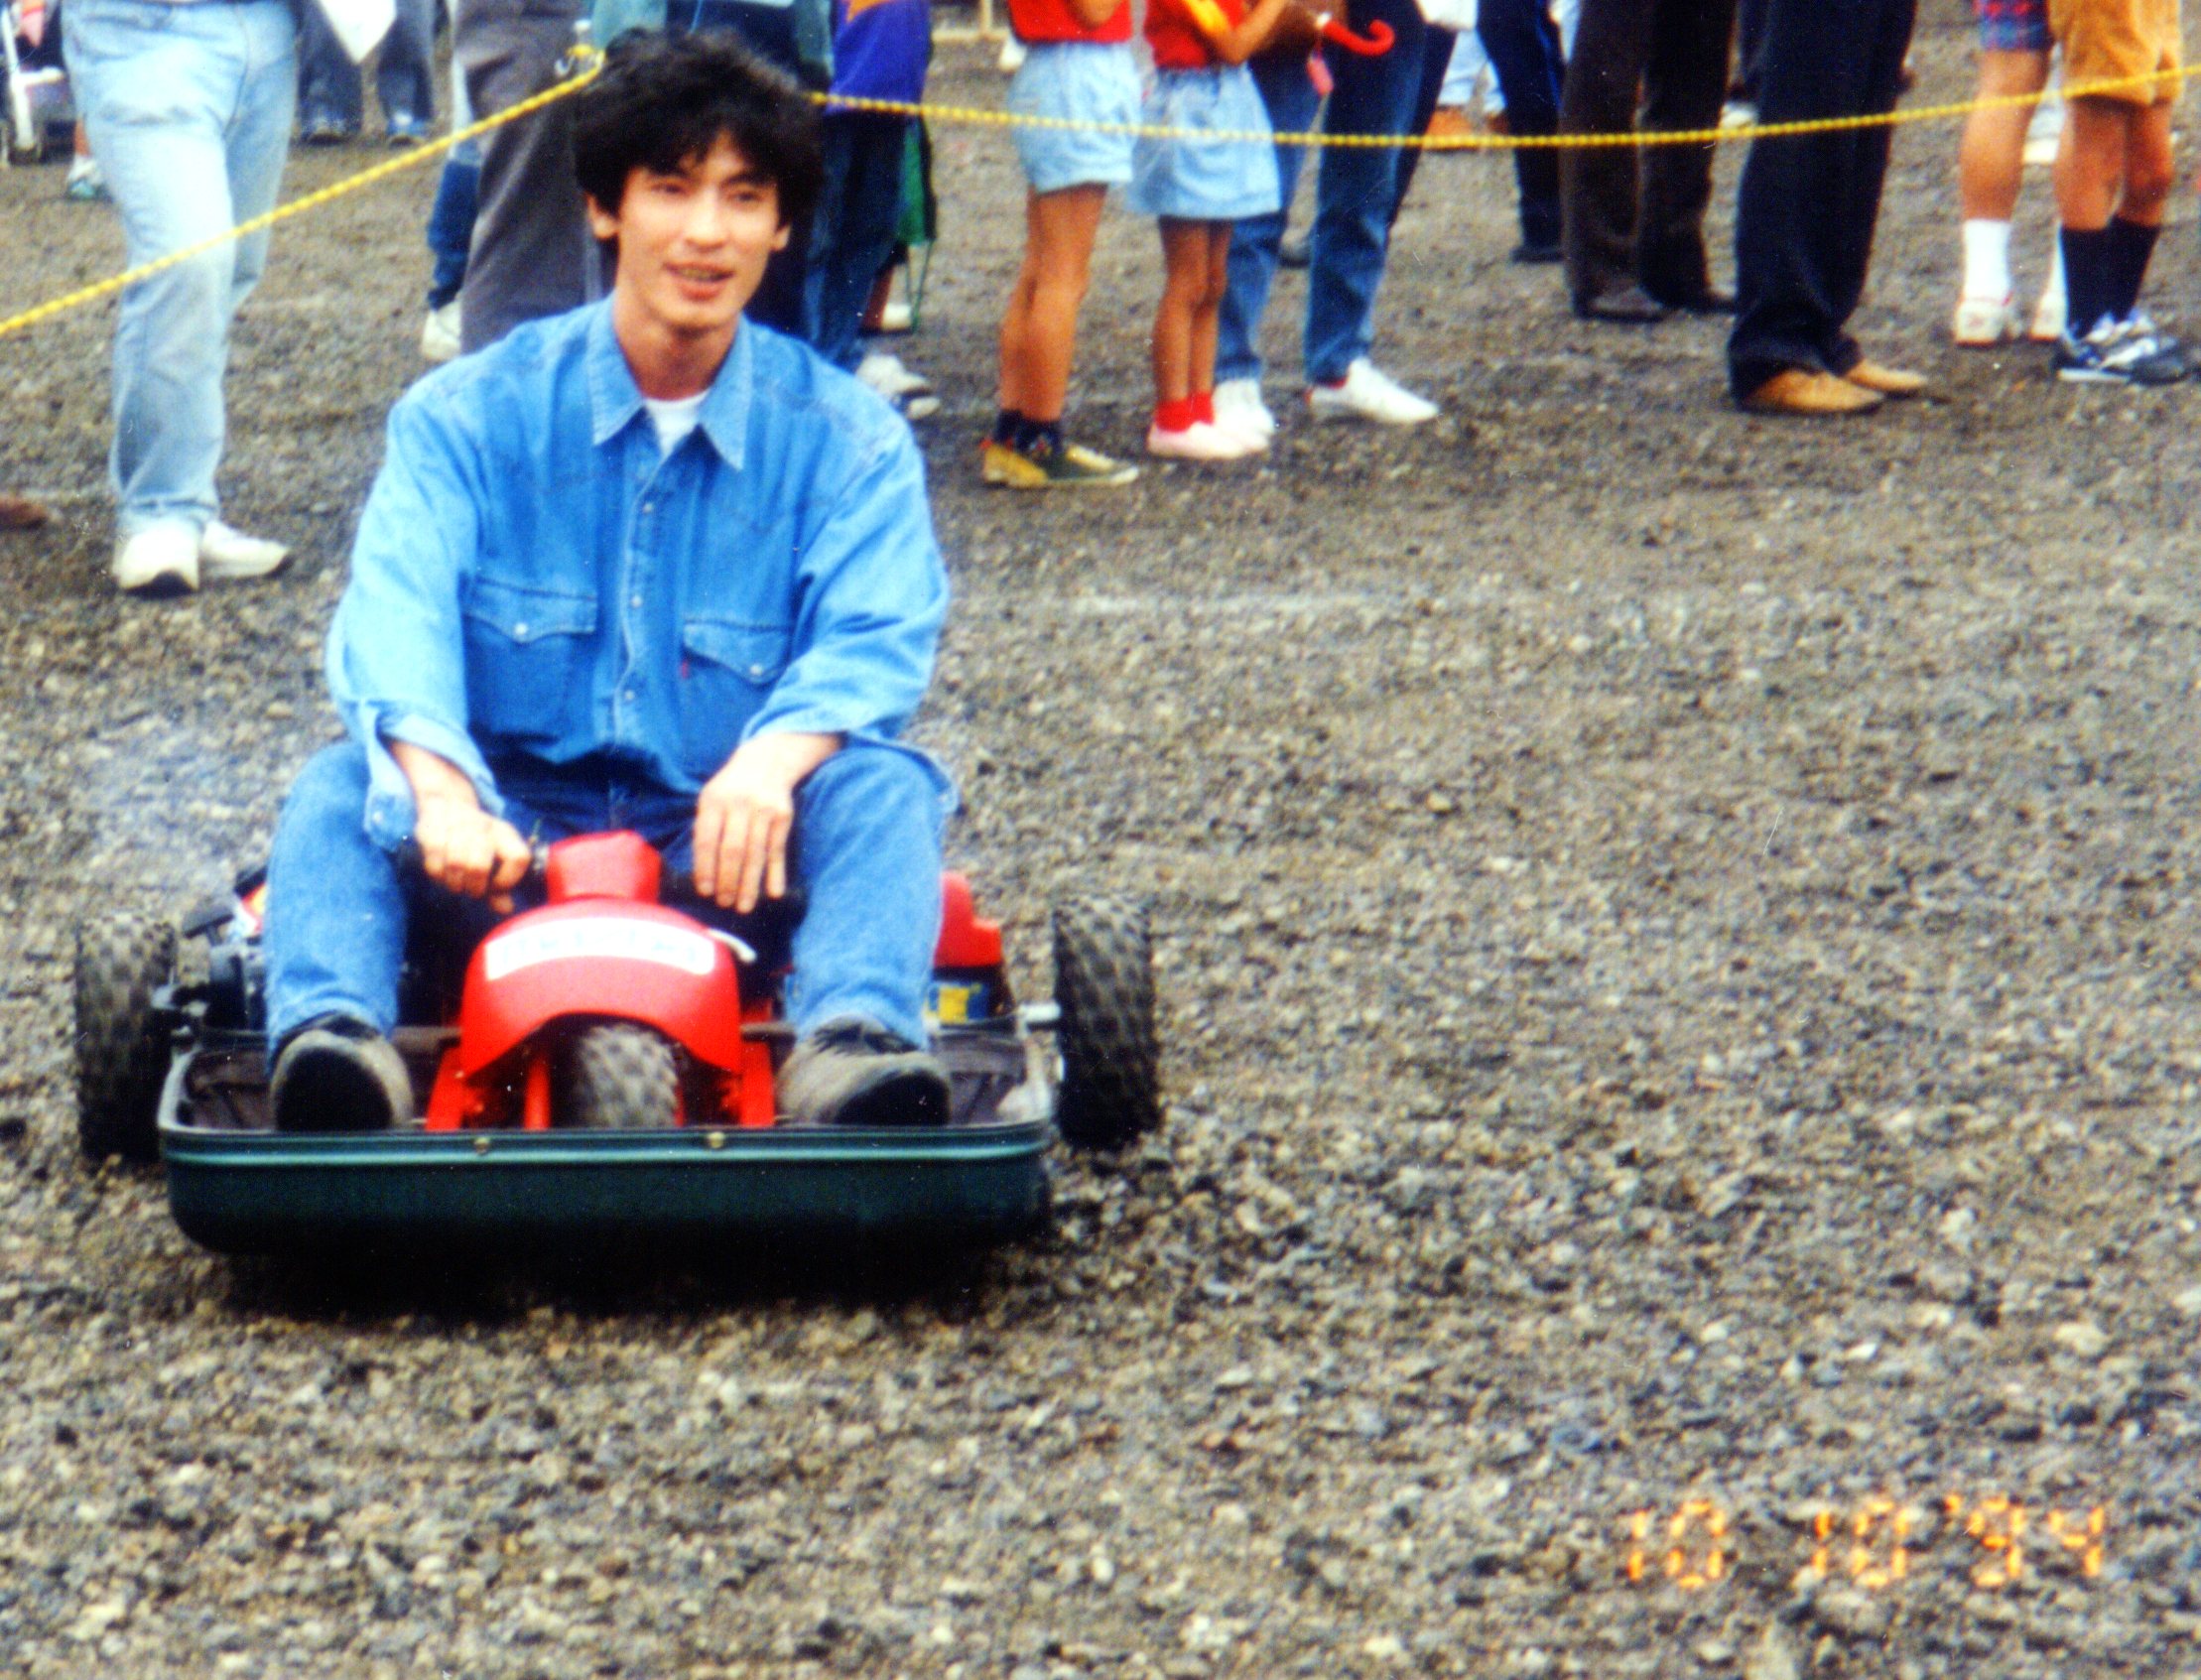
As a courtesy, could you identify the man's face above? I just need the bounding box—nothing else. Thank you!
[587,134,790,343]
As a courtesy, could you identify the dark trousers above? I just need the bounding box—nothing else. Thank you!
[298,0,437,131]
[1476,0,1564,249]
[1733,0,1769,98]
[1726,0,1915,396]
[456,0,598,354]
[1559,0,1736,306]
[804,113,910,371]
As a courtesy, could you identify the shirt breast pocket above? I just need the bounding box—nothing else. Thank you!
[461,577,599,745]
[679,615,792,779]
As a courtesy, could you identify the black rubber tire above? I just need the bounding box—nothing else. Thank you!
[554,1020,685,1130]
[73,914,177,1163]
[1052,898,1161,1151]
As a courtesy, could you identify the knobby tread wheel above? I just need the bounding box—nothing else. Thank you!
[1053,898,1161,1151]
[73,914,178,1163]
[554,1020,685,1130]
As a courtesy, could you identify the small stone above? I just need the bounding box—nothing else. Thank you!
[1362,1633,1408,1662]
[1813,1587,1890,1640]
[2175,1286,2201,1319]
[1744,1626,1799,1680]
[2052,1320,2109,1359]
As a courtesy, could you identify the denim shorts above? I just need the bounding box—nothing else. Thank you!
[1008,41,1139,194]
[1978,0,2050,53]
[1128,65,1281,222]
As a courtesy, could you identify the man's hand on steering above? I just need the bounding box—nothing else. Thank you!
[390,739,533,912]
[694,731,842,912]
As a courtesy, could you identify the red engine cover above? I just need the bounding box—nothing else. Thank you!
[455,897,746,1076]
[934,870,1003,969]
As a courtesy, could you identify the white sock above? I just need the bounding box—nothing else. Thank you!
[1962,219,2013,302]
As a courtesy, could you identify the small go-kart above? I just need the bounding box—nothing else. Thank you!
[72,832,1159,1256]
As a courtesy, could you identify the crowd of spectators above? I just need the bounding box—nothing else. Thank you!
[3,0,2193,575]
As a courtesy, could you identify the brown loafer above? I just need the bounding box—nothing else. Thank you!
[1739,369,1883,417]
[0,492,50,531]
[1845,360,1927,398]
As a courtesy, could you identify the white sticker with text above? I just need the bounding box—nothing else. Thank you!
[482,919,717,982]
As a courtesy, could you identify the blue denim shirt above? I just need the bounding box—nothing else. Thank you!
[327,304,950,849]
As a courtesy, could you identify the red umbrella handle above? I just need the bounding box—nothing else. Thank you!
[1319,16,1393,54]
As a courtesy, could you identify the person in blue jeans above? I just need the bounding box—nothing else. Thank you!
[262,33,957,1134]
[65,0,300,596]
[1213,0,1446,436]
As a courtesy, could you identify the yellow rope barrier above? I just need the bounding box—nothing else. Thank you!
[0,52,2186,344]
[824,60,2192,149]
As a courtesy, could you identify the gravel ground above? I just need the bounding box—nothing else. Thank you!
[7,9,2201,1676]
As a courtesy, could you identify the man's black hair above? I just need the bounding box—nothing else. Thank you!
[572,31,825,230]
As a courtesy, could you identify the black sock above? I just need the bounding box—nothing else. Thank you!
[991,408,1023,446]
[2104,215,2161,323]
[2060,224,2117,338]
[1016,416,1063,456]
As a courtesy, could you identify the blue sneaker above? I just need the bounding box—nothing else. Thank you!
[385,113,432,149]
[2054,315,2188,386]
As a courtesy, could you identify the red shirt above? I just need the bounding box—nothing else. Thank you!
[1145,0,1243,68]
[1008,0,1133,45]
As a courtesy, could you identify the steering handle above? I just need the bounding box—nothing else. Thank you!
[1320,16,1392,54]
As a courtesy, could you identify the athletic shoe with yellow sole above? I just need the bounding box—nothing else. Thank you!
[980,437,1139,489]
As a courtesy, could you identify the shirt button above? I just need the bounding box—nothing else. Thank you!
[513,622,529,638]
[630,594,644,610]
[749,665,767,679]
[640,501,655,515]
[624,688,639,701]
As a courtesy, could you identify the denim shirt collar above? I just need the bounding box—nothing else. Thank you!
[583,302,752,470]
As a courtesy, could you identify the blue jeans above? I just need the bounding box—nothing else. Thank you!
[265,741,948,1055]
[65,0,297,538]
[1216,53,1322,388]
[1305,0,1431,383]
[298,0,437,130]
[804,113,909,372]
[426,153,481,309]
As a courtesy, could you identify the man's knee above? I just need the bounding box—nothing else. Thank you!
[798,742,948,834]
[274,741,375,844]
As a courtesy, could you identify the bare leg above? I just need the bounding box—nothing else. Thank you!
[1188,223,1233,395]
[1151,218,1213,406]
[1957,49,2049,222]
[997,185,1107,424]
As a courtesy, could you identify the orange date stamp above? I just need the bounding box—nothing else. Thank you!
[1621,1492,2109,1592]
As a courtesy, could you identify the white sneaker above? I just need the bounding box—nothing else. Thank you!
[1146,421,1258,462]
[1952,293,2021,347]
[113,524,199,596]
[2029,288,2067,343]
[875,297,914,334]
[855,351,940,420]
[1306,359,1439,427]
[1213,377,1276,441]
[997,35,1026,71]
[420,299,462,363]
[199,520,291,581]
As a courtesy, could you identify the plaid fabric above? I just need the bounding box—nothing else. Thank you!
[1978,0,2052,52]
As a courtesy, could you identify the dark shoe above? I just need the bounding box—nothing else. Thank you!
[0,492,50,531]
[1510,238,1562,265]
[1647,286,1738,316]
[271,1017,412,1132]
[1278,231,1310,271]
[299,116,354,146]
[385,113,431,148]
[1575,284,1669,324]
[779,1018,950,1128]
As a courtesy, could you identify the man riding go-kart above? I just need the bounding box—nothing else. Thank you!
[265,31,960,1136]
